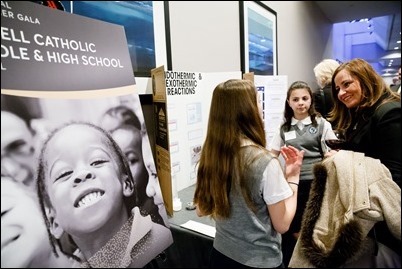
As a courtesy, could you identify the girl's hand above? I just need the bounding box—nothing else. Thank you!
[280,145,304,178]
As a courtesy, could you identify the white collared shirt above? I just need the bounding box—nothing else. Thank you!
[268,116,336,153]
[291,116,312,130]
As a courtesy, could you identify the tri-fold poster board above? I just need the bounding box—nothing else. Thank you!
[152,66,242,215]
[152,67,288,216]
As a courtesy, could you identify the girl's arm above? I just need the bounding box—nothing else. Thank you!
[268,146,304,233]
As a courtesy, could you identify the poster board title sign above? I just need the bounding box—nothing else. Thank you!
[166,71,199,95]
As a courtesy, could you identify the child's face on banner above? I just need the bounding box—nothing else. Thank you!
[1,111,36,188]
[111,126,146,192]
[44,125,133,236]
[1,178,51,267]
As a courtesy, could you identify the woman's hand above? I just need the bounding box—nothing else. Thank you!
[280,145,304,179]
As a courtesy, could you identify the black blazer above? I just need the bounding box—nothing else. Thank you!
[344,97,401,187]
[314,84,336,127]
[343,95,401,254]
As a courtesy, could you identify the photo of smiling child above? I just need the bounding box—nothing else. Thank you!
[36,122,173,268]
[1,94,173,268]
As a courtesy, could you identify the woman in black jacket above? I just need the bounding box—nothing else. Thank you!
[328,58,401,265]
[329,58,401,187]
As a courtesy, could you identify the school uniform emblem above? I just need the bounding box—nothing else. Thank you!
[309,126,318,134]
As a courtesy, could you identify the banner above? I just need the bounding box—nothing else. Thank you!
[1,1,172,268]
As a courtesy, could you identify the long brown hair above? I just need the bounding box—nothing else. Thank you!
[193,79,266,219]
[329,58,400,130]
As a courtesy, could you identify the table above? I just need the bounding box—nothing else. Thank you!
[152,185,215,268]
[168,184,215,227]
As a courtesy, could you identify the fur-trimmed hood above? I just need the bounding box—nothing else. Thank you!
[289,150,401,268]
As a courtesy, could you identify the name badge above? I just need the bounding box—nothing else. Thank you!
[284,130,296,141]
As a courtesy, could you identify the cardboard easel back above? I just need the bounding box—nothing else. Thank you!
[151,66,173,216]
